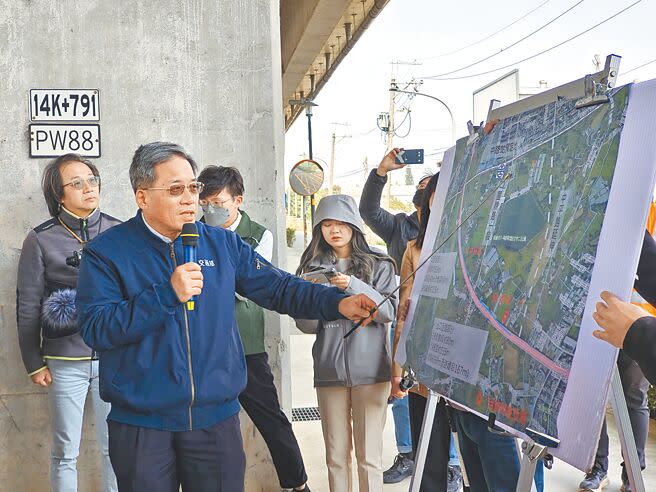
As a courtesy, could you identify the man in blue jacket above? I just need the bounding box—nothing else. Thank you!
[76,142,377,492]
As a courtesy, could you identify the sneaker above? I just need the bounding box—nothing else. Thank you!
[383,453,414,484]
[447,464,463,492]
[579,464,609,491]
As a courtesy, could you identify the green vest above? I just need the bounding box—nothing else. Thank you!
[234,211,267,355]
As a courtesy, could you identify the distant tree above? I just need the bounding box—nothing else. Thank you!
[405,166,414,186]
[389,195,414,213]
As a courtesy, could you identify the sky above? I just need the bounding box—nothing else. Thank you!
[284,0,656,189]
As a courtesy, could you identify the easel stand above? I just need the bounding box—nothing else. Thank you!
[516,442,548,492]
[609,364,645,492]
[408,54,645,492]
[408,391,439,492]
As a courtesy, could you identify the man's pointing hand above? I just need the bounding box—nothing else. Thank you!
[338,294,378,326]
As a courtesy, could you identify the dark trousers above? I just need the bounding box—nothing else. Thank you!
[595,350,650,472]
[451,409,520,492]
[408,392,450,491]
[108,413,245,492]
[239,352,307,489]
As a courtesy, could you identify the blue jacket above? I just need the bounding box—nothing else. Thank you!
[77,211,347,431]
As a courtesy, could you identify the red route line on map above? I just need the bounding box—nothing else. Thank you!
[456,172,570,379]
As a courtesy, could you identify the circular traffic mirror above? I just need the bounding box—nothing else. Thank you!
[289,159,324,196]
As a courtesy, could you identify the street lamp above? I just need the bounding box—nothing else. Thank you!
[289,98,319,246]
[389,87,457,144]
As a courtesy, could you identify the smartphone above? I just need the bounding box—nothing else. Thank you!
[301,267,337,284]
[395,148,424,165]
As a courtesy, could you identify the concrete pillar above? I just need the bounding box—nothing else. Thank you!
[0,1,287,490]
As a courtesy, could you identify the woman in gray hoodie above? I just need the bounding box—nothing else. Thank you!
[295,194,397,492]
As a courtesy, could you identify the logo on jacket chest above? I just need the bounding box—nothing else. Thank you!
[198,259,215,267]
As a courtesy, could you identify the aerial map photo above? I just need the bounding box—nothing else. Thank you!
[405,85,630,439]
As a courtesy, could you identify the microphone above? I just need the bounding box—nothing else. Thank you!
[181,222,199,311]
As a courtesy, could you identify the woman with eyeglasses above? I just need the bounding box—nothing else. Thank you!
[16,153,120,492]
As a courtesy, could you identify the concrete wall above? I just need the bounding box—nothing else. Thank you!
[0,1,287,490]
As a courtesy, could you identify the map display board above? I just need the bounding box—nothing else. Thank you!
[398,81,656,469]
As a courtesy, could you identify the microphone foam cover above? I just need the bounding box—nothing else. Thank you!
[181,222,199,246]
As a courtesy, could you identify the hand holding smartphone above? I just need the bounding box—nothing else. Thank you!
[395,148,424,165]
[301,267,338,284]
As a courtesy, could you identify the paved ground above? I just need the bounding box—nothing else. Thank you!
[285,233,655,491]
[289,330,656,492]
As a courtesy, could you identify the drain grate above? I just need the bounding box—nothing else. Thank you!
[292,406,321,422]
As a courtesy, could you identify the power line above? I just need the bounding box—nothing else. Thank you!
[419,0,552,61]
[426,0,585,78]
[336,167,363,178]
[395,112,412,138]
[621,58,656,77]
[394,111,410,131]
[358,127,378,136]
[422,0,643,81]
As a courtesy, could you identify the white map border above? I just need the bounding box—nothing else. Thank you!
[396,80,656,471]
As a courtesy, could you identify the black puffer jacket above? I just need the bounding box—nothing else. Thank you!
[359,169,418,271]
[16,208,120,374]
[625,230,656,385]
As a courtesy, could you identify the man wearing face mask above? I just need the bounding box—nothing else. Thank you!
[359,148,433,484]
[197,165,310,492]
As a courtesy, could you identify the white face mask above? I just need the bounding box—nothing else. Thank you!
[202,204,231,228]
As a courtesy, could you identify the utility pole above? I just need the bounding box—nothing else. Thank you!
[386,78,397,208]
[389,85,456,144]
[329,132,336,194]
[328,122,350,194]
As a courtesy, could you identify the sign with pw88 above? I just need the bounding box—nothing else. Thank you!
[29,124,101,157]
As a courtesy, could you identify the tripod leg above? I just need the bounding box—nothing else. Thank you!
[409,391,439,492]
[610,365,645,492]
[515,442,545,492]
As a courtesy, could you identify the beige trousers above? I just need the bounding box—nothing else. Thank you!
[316,382,391,492]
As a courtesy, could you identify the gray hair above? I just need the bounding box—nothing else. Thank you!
[129,142,198,192]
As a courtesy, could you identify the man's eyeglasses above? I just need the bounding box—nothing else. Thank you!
[143,181,205,196]
[63,176,101,190]
[199,196,234,208]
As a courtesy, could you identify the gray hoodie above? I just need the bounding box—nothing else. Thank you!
[295,195,397,387]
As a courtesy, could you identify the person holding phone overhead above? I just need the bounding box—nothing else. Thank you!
[359,148,433,484]
[295,194,397,492]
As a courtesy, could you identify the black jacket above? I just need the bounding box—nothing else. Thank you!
[625,230,656,385]
[16,208,121,374]
[359,169,418,271]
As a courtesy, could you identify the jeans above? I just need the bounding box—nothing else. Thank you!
[47,358,117,492]
[449,433,459,466]
[389,323,412,454]
[534,459,544,492]
[451,409,520,492]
